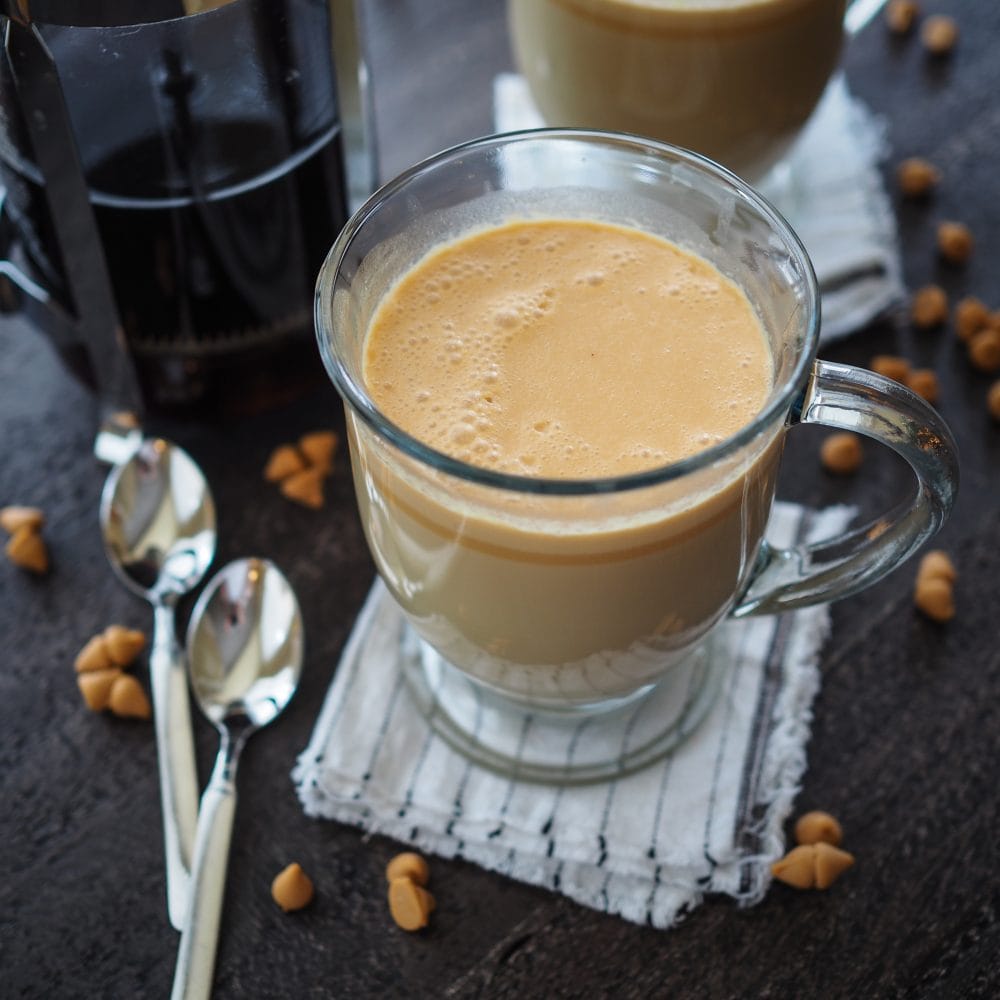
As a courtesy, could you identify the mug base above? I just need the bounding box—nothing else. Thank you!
[398,628,727,785]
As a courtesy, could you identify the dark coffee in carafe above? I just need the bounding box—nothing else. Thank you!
[0,0,365,417]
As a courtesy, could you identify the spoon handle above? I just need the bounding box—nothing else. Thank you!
[171,742,239,1000]
[151,603,200,931]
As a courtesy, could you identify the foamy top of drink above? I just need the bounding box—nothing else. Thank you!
[363,219,772,480]
[561,0,813,10]
[547,0,826,28]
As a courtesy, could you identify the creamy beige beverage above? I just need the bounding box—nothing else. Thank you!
[509,0,847,181]
[349,218,782,705]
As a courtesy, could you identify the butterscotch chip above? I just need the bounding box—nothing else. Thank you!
[74,635,114,673]
[906,368,939,403]
[103,625,146,667]
[388,877,434,931]
[78,668,122,712]
[271,862,315,912]
[299,430,339,472]
[771,845,816,890]
[885,0,919,33]
[0,505,44,534]
[794,811,843,848]
[280,466,325,509]
[921,14,957,55]
[969,329,1000,373]
[917,549,957,585]
[386,852,430,886]
[5,525,48,574]
[911,285,948,328]
[772,843,854,890]
[988,381,1000,420]
[915,576,955,623]
[813,842,855,890]
[108,674,152,719]
[264,444,306,483]
[109,410,140,430]
[820,432,863,475]
[896,157,939,198]
[870,354,911,383]
[937,222,973,264]
[954,297,991,342]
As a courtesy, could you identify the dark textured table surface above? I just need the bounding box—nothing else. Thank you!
[3,1,999,997]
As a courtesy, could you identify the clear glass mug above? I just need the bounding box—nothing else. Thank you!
[315,131,958,781]
[508,0,856,184]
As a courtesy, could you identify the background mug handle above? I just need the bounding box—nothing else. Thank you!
[733,359,959,617]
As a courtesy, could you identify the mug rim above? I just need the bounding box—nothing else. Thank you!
[314,127,820,497]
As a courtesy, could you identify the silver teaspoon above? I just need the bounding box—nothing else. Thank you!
[171,558,304,1000]
[100,438,217,930]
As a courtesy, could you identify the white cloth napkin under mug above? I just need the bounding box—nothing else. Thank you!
[295,503,852,928]
[493,72,903,343]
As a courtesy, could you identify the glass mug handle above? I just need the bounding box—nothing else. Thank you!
[733,359,959,617]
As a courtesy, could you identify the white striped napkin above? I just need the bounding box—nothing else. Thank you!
[493,72,903,343]
[294,502,852,928]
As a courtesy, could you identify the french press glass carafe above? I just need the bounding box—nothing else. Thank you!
[0,0,376,422]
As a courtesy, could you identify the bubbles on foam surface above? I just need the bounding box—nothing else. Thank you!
[494,308,520,330]
[449,422,476,447]
[365,217,771,479]
[488,285,558,331]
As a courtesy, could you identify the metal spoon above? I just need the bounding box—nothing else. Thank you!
[100,437,217,930]
[171,558,304,1000]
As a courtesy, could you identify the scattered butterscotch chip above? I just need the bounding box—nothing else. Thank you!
[109,409,141,431]
[921,14,957,55]
[915,576,955,623]
[771,845,817,890]
[271,862,315,912]
[937,221,974,264]
[280,466,325,510]
[386,852,430,887]
[988,381,1000,420]
[77,668,123,712]
[794,811,844,848]
[911,284,948,328]
[264,444,307,483]
[0,505,44,534]
[969,328,1000,373]
[388,877,435,931]
[5,525,49,574]
[813,842,856,890]
[103,625,146,667]
[885,0,919,33]
[870,354,911,383]
[772,843,854,890]
[907,368,940,403]
[299,430,339,472]
[74,635,114,673]
[954,297,991,342]
[896,157,939,198]
[820,432,863,475]
[918,549,957,585]
[108,674,152,719]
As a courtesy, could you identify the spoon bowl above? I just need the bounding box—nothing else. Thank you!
[188,557,303,731]
[101,438,216,601]
[100,437,217,930]
[171,558,303,1000]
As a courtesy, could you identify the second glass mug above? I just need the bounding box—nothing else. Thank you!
[316,131,958,781]
[509,0,856,184]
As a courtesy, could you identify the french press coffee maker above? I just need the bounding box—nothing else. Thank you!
[0,0,376,439]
